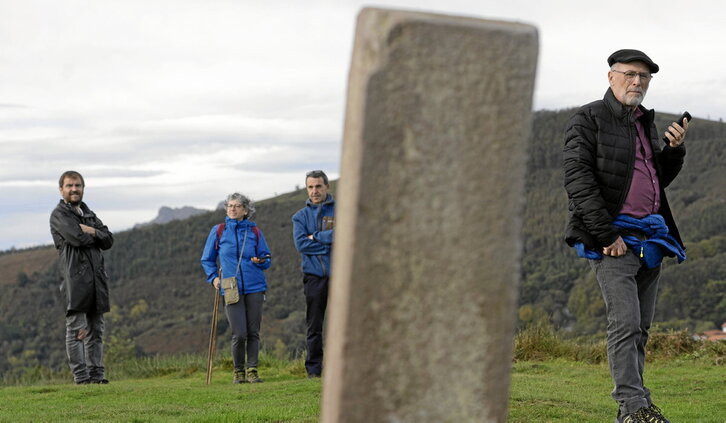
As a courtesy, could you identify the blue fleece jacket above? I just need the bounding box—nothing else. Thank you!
[292,194,335,277]
[200,217,271,295]
[574,214,686,268]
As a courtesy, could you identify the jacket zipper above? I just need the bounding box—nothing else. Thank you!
[315,204,328,277]
[237,227,247,294]
[617,116,637,211]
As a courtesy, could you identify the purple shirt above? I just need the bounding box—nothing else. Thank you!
[620,108,660,218]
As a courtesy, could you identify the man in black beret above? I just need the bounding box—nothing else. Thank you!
[562,50,690,423]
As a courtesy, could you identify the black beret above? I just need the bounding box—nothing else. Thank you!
[607,49,659,74]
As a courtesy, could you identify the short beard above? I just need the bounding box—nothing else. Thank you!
[623,92,645,107]
[68,194,82,206]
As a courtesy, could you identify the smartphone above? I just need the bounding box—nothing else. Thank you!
[674,111,692,126]
[663,111,692,143]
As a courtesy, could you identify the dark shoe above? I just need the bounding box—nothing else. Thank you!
[233,369,247,384]
[307,373,321,379]
[616,407,650,423]
[91,378,109,384]
[246,367,263,383]
[644,404,670,423]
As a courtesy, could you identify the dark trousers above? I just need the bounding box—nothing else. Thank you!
[303,273,328,376]
[224,292,265,370]
[589,251,661,415]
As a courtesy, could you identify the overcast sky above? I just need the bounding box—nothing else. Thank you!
[1,0,725,251]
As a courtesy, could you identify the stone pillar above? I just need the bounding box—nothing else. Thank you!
[322,8,538,423]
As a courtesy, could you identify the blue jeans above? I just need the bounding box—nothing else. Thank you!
[224,292,265,370]
[589,250,660,415]
[65,311,105,383]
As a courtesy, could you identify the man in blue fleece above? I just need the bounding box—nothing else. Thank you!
[292,170,335,378]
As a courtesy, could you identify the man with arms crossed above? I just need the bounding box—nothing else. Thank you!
[563,50,689,423]
[50,171,114,384]
[292,170,335,378]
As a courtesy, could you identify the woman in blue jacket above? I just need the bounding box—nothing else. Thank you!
[201,193,271,384]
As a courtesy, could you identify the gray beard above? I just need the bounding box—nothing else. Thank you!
[623,93,644,107]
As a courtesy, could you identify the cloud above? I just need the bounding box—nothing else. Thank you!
[1,0,725,253]
[0,104,29,109]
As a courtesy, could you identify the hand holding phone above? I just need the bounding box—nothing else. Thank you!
[663,111,691,144]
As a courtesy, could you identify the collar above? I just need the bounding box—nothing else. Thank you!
[603,88,654,125]
[306,194,334,207]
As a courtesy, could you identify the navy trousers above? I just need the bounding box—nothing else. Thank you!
[303,273,328,376]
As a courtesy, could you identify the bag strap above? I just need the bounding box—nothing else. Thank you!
[232,229,248,279]
[216,223,258,250]
[215,223,225,250]
[216,223,259,279]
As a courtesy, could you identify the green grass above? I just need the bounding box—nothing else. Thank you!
[2,359,724,422]
[509,359,726,422]
[0,353,321,423]
[0,375,321,422]
[1,331,724,422]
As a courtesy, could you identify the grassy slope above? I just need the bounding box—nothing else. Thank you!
[0,377,321,423]
[0,359,723,422]
[509,360,725,422]
[0,248,56,286]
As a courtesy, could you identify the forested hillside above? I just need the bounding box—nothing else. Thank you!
[1,109,724,377]
[520,109,726,334]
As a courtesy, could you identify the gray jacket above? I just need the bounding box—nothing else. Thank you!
[50,200,114,315]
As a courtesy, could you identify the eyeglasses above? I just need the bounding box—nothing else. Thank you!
[611,69,652,82]
[226,204,245,209]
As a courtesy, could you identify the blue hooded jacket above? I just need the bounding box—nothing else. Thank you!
[573,214,686,268]
[200,217,272,295]
[292,194,335,277]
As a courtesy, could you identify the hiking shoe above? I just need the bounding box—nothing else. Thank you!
[246,367,263,383]
[644,404,670,423]
[615,406,669,423]
[233,369,247,384]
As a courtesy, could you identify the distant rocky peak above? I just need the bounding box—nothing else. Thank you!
[135,206,209,228]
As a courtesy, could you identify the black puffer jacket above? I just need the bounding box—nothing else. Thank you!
[50,200,114,315]
[563,88,686,250]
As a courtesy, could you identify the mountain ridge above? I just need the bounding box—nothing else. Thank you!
[133,206,211,228]
[1,109,724,375]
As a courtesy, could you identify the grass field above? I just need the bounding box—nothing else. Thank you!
[508,359,725,422]
[1,357,724,422]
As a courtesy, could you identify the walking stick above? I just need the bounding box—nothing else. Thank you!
[206,283,220,385]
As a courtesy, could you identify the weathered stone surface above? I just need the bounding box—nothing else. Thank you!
[323,8,538,423]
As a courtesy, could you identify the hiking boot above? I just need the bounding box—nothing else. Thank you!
[644,404,670,423]
[616,407,650,423]
[616,404,671,423]
[233,368,247,384]
[246,367,263,383]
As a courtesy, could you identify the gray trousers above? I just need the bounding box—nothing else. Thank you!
[65,311,105,383]
[589,250,661,415]
[224,292,265,370]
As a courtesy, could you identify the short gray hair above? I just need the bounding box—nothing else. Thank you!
[305,170,329,185]
[224,193,255,218]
